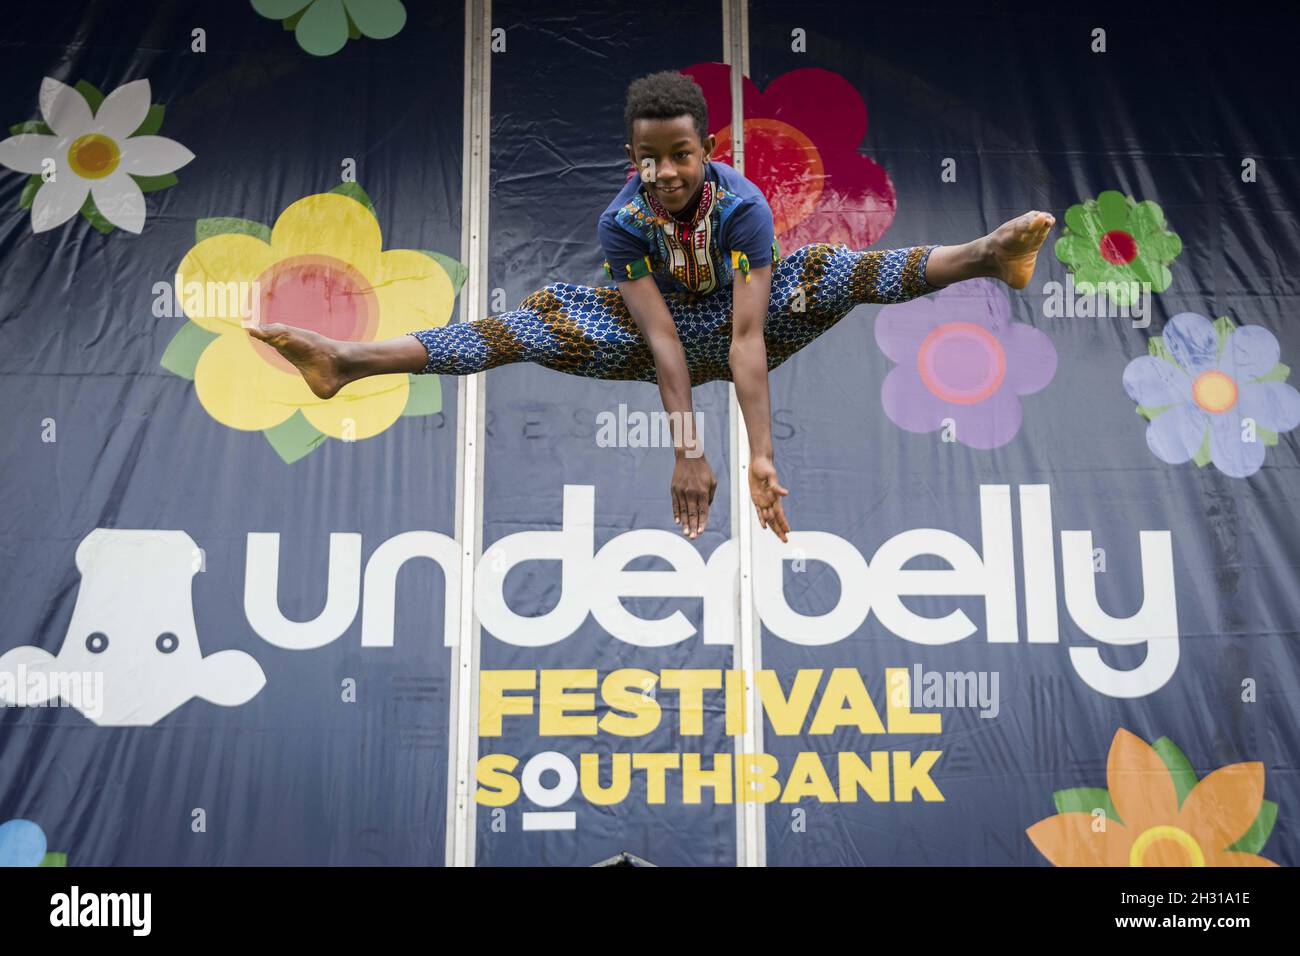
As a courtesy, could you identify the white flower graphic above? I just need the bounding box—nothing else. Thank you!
[0,77,194,234]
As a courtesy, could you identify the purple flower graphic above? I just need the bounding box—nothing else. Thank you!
[875,278,1057,449]
[1123,312,1300,478]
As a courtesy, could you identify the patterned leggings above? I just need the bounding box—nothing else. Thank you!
[407,243,940,386]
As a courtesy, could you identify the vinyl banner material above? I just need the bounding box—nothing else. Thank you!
[1,0,1296,869]
[0,0,463,866]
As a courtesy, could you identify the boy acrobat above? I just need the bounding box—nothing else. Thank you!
[250,71,1054,542]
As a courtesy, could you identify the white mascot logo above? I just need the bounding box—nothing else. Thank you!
[0,529,266,726]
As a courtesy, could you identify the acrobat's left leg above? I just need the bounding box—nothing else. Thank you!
[761,242,940,370]
[762,211,1055,370]
[925,210,1056,289]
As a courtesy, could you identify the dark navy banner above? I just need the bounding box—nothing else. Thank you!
[0,0,463,866]
[1,0,1296,869]
[476,0,739,867]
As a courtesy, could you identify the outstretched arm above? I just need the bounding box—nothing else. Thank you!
[617,275,717,540]
[727,264,789,542]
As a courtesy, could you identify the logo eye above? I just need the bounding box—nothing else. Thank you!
[156,632,179,654]
[85,632,108,654]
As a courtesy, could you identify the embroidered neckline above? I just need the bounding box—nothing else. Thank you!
[643,172,715,227]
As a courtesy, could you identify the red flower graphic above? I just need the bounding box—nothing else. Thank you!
[679,62,896,249]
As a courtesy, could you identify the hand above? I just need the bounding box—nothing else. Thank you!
[749,456,790,542]
[672,455,717,540]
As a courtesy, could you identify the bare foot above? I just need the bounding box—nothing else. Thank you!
[985,211,1055,290]
[246,322,350,399]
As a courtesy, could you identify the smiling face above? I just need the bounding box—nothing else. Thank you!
[625,115,716,217]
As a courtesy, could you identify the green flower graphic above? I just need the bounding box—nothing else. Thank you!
[251,0,407,57]
[1054,190,1181,307]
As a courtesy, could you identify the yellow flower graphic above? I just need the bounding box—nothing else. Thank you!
[163,187,459,460]
[1026,728,1279,867]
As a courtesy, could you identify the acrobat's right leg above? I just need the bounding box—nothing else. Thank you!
[248,279,666,399]
[246,322,429,399]
[405,282,665,383]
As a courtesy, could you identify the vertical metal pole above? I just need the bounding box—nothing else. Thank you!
[446,0,491,868]
[723,0,766,869]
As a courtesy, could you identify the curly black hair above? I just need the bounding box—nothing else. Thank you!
[623,71,709,147]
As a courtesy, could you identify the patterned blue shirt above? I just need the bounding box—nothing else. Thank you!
[598,160,778,296]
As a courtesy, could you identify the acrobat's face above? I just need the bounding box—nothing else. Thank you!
[625,115,716,217]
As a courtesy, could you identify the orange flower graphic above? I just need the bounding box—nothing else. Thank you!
[1027,728,1278,866]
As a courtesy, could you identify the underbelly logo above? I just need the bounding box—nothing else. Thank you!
[242,482,1178,699]
[467,484,1179,699]
[1,482,1178,728]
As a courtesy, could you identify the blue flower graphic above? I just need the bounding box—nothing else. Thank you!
[0,819,47,867]
[1123,312,1300,478]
